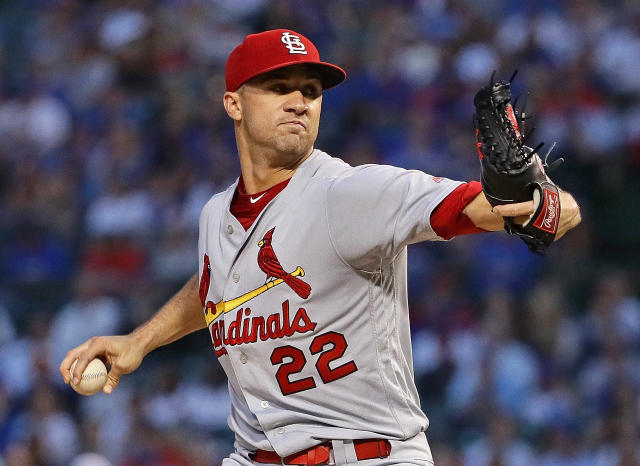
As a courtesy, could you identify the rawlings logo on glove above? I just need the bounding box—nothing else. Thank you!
[473,71,563,253]
[534,187,560,234]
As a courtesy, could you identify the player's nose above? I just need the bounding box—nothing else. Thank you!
[284,90,308,115]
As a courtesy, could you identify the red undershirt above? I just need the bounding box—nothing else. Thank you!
[430,180,485,240]
[230,177,485,239]
[230,177,292,230]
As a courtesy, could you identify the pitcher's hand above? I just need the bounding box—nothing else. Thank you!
[493,189,581,240]
[60,334,145,394]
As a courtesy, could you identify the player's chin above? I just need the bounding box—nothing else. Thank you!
[274,134,313,157]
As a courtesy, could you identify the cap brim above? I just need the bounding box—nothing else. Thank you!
[239,61,346,91]
[306,62,346,89]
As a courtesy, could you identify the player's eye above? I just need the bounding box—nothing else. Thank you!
[270,84,287,94]
[302,86,321,98]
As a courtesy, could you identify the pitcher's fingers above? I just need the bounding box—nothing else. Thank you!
[103,372,120,395]
[59,342,91,384]
[70,337,107,385]
[493,200,534,218]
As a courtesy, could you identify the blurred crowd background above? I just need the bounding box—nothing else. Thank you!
[0,0,639,465]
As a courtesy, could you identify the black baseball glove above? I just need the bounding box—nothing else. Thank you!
[473,73,562,253]
[473,71,562,254]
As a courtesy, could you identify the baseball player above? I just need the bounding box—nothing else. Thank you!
[60,29,581,465]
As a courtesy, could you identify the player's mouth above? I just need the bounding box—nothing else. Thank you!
[280,120,306,129]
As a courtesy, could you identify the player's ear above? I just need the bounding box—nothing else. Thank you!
[223,91,242,121]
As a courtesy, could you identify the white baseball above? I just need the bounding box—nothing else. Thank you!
[70,358,108,396]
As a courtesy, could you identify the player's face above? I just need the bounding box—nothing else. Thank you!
[233,65,323,162]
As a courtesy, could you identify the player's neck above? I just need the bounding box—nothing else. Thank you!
[238,147,313,194]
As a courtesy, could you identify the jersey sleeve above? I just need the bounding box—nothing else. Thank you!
[326,164,462,270]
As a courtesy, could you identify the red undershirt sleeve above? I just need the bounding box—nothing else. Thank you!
[430,181,486,240]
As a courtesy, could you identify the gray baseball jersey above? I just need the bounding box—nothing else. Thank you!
[198,149,461,461]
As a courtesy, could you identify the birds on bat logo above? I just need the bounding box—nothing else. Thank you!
[203,227,316,357]
[258,227,311,299]
[199,226,312,325]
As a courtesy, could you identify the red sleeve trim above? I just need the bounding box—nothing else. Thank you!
[430,181,485,240]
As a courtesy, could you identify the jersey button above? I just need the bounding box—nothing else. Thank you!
[261,400,269,409]
[233,273,240,283]
[240,353,248,364]
[227,225,234,234]
[276,427,285,434]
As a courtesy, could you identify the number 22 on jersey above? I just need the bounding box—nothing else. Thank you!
[271,331,358,396]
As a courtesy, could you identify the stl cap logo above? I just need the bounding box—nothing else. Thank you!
[281,32,308,55]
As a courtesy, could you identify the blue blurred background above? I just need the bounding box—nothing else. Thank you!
[0,1,639,465]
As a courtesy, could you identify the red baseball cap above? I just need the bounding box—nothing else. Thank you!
[225,29,346,92]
